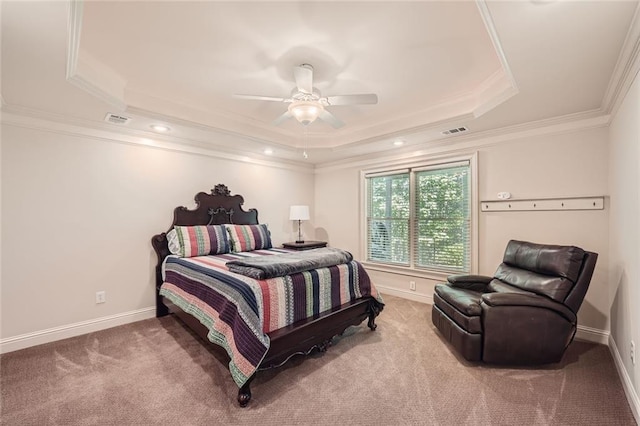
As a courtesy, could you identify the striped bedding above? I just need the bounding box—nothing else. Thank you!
[159,248,382,388]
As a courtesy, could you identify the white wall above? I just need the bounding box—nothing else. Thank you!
[608,69,640,416]
[313,167,362,253]
[478,129,609,332]
[315,126,610,333]
[0,123,314,344]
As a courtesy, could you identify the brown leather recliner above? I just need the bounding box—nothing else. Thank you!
[432,240,598,364]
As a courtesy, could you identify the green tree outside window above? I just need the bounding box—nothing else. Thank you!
[366,163,471,273]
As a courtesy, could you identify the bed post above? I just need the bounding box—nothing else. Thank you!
[367,298,383,331]
[151,232,171,317]
[155,267,170,317]
[238,377,254,407]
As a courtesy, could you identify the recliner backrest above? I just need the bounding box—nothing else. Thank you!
[492,240,587,303]
[563,251,598,313]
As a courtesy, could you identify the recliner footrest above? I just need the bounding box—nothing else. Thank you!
[432,305,482,361]
[433,286,483,334]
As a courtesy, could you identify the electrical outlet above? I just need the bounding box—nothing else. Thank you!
[409,281,416,291]
[631,341,636,365]
[96,291,106,304]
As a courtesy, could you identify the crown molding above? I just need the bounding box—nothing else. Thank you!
[473,0,519,118]
[0,102,609,175]
[602,1,640,118]
[315,110,609,173]
[473,69,519,118]
[66,0,127,110]
[476,0,518,92]
[124,91,301,147]
[65,0,82,82]
[327,112,477,154]
[0,105,314,174]
[68,51,128,110]
[125,104,302,153]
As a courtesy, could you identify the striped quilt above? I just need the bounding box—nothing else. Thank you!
[159,248,382,388]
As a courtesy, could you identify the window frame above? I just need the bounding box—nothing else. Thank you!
[360,152,479,280]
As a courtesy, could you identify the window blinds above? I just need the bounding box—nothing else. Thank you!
[365,161,471,273]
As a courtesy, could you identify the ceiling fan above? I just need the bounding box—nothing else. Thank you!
[234,64,378,128]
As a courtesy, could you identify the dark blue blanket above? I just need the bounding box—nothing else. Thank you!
[225,247,353,279]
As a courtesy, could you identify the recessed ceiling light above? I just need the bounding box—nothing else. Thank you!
[150,124,170,132]
[264,148,273,155]
[393,139,405,146]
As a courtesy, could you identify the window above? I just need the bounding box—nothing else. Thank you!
[367,171,410,265]
[365,160,472,274]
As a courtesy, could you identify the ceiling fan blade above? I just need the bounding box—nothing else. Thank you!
[293,64,313,94]
[318,109,344,129]
[234,94,287,102]
[325,94,378,106]
[273,110,293,126]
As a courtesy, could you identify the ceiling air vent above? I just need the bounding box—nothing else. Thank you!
[441,126,468,136]
[104,113,131,125]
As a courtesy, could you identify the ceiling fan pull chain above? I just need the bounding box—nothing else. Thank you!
[303,127,309,159]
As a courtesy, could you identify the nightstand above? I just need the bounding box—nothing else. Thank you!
[282,241,327,251]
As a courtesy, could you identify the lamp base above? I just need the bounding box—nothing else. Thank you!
[295,240,305,244]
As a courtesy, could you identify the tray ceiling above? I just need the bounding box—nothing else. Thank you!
[1,1,638,164]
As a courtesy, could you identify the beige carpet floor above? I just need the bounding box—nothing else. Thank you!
[1,295,636,425]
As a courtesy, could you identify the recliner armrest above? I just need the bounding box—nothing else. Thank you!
[447,274,493,291]
[481,292,576,322]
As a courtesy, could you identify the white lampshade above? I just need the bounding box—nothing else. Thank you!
[289,205,310,221]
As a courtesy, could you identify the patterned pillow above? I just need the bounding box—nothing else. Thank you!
[226,224,272,252]
[167,225,230,257]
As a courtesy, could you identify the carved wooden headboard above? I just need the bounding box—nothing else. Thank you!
[151,184,259,269]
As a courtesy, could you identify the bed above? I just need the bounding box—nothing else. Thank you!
[151,184,384,406]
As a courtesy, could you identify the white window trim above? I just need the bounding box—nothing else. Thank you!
[360,151,479,278]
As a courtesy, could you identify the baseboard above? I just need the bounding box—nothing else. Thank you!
[0,307,156,354]
[575,324,610,345]
[377,287,612,349]
[608,335,640,424]
[376,285,433,305]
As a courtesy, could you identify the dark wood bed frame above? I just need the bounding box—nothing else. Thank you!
[151,184,383,407]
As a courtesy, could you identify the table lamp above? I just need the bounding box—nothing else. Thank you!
[289,205,310,243]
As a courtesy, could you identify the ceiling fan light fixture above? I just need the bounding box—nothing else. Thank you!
[288,101,324,125]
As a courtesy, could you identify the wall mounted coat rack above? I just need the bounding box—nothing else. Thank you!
[481,196,604,212]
